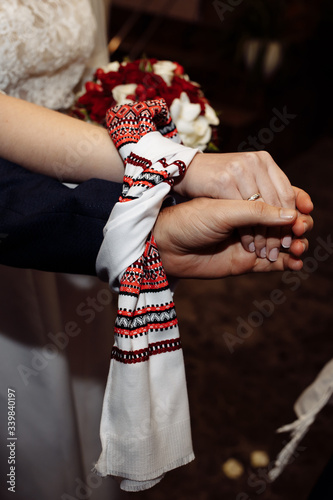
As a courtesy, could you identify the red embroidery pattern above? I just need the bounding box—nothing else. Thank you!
[115,302,177,337]
[116,235,176,346]
[107,99,185,365]
[111,338,182,364]
[106,99,177,151]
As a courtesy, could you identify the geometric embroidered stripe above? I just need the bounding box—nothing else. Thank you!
[157,157,186,177]
[114,318,177,337]
[117,303,176,328]
[157,122,178,140]
[134,170,167,187]
[139,280,169,292]
[115,306,177,330]
[105,101,177,150]
[115,302,177,337]
[119,285,170,297]
[120,279,170,295]
[111,338,182,364]
[119,302,175,315]
[120,252,169,296]
[126,152,152,170]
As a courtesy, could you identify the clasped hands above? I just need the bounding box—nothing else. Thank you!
[153,150,313,278]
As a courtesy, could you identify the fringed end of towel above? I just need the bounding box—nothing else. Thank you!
[92,452,195,492]
[92,415,195,491]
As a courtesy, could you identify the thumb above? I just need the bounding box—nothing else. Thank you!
[215,200,297,229]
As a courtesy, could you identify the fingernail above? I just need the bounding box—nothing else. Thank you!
[282,236,292,249]
[260,247,267,258]
[280,208,295,219]
[249,242,255,252]
[269,248,279,261]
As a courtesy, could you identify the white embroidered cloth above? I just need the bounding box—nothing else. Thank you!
[95,100,198,491]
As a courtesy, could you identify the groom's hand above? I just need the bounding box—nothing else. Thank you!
[173,151,313,262]
[153,196,313,279]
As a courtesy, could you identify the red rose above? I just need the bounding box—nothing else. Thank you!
[143,72,166,89]
[120,61,140,73]
[118,61,145,85]
[146,87,156,99]
[123,69,146,85]
[135,84,146,97]
[158,85,181,108]
[90,96,115,123]
[85,81,103,93]
[98,71,122,91]
[95,68,105,80]
[78,90,99,106]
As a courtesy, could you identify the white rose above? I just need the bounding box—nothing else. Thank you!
[170,92,214,150]
[204,102,219,126]
[152,60,177,86]
[171,93,201,122]
[102,61,120,73]
[112,83,137,104]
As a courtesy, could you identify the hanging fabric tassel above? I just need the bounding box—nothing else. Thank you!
[269,358,333,481]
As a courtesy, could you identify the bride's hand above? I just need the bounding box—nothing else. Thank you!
[173,150,313,262]
[153,192,313,279]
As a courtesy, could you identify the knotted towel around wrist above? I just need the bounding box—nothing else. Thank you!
[94,99,198,492]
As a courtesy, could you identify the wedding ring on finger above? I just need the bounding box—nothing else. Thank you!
[247,193,261,201]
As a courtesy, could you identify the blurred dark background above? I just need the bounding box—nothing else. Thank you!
[104,1,333,499]
[109,0,333,162]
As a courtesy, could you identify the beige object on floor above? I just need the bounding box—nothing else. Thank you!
[250,450,270,468]
[222,458,244,479]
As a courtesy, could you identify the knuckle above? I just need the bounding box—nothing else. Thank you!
[227,160,244,177]
[242,150,272,172]
[280,187,296,206]
[243,151,258,167]
[257,150,272,162]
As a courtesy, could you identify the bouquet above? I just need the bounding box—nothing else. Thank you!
[71,58,220,151]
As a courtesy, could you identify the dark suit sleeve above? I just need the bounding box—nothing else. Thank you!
[0,158,122,275]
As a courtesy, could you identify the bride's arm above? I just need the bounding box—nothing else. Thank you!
[0,93,124,183]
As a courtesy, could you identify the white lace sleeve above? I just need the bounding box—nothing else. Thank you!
[0,0,97,109]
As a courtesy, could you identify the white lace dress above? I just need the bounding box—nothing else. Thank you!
[0,0,108,109]
[0,2,121,500]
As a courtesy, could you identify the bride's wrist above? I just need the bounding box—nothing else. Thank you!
[172,151,203,198]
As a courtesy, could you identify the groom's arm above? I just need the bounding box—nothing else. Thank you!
[0,158,122,275]
[0,158,313,278]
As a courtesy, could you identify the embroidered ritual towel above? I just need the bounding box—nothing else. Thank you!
[269,358,333,481]
[94,99,199,492]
